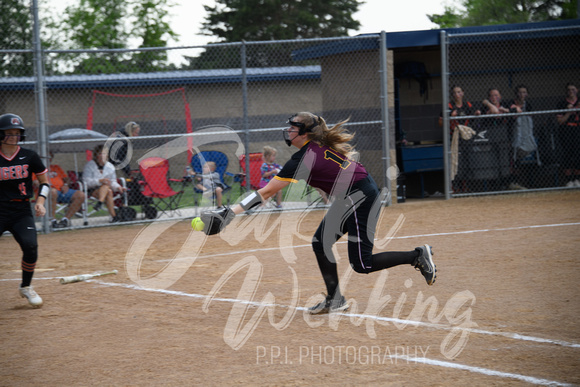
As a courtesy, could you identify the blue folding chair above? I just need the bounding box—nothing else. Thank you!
[189,151,240,206]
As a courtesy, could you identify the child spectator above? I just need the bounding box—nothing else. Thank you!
[260,146,283,208]
[195,161,225,208]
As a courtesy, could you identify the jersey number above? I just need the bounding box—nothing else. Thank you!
[18,182,27,196]
[324,150,351,170]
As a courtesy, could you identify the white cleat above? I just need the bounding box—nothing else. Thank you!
[19,286,43,308]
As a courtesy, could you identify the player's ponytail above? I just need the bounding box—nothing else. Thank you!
[308,116,355,157]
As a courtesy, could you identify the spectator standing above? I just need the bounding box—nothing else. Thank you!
[481,88,512,190]
[108,121,140,178]
[439,85,481,134]
[108,121,150,208]
[439,85,481,192]
[556,82,580,187]
[508,85,538,190]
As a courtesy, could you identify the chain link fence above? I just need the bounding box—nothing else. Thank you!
[3,4,579,232]
[1,6,389,231]
[442,25,580,196]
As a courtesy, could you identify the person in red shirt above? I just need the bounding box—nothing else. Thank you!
[439,85,481,134]
[439,85,482,192]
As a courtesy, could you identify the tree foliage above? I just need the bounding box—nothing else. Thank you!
[200,0,362,42]
[46,0,178,74]
[428,0,578,28]
[1,0,33,77]
[63,0,129,49]
[188,0,362,70]
[131,0,180,71]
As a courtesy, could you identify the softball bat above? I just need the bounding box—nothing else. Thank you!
[59,270,118,284]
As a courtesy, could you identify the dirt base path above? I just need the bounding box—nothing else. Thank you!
[1,191,579,386]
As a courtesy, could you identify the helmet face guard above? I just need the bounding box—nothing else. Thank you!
[282,128,295,147]
[283,114,320,146]
[0,131,25,142]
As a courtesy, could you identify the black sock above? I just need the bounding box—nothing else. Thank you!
[368,250,420,272]
[314,250,340,297]
[21,269,34,288]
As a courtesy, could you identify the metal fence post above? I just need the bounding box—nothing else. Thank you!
[32,0,50,233]
[379,31,392,205]
[241,41,251,192]
[440,30,451,200]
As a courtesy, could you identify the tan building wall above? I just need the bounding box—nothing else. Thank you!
[319,49,395,189]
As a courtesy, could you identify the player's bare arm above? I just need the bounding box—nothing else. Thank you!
[231,179,290,215]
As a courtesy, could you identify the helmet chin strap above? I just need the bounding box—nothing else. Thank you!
[283,129,299,147]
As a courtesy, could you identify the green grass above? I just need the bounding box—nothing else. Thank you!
[93,179,326,217]
[173,179,322,209]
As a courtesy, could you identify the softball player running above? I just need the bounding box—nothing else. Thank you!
[202,112,437,314]
[0,114,48,308]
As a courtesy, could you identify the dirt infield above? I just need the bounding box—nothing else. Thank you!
[1,191,579,386]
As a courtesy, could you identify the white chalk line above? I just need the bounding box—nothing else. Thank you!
[3,221,579,385]
[8,274,580,352]
[1,277,576,385]
[6,271,579,352]
[155,221,580,262]
[86,280,579,351]
[389,355,574,386]
[3,220,580,352]
[92,281,578,386]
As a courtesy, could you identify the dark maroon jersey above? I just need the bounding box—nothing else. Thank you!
[0,146,47,202]
[275,141,368,195]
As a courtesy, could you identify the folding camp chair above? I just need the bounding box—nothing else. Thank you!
[53,170,86,223]
[239,153,263,190]
[79,173,128,224]
[139,157,184,217]
[190,151,242,207]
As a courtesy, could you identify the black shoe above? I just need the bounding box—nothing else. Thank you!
[93,201,102,212]
[51,219,61,229]
[110,216,120,223]
[414,244,437,285]
[58,218,70,228]
[308,294,349,315]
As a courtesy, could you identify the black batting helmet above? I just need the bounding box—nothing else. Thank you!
[0,113,26,142]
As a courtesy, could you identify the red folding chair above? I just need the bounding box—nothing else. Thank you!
[139,157,184,217]
[239,153,263,190]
